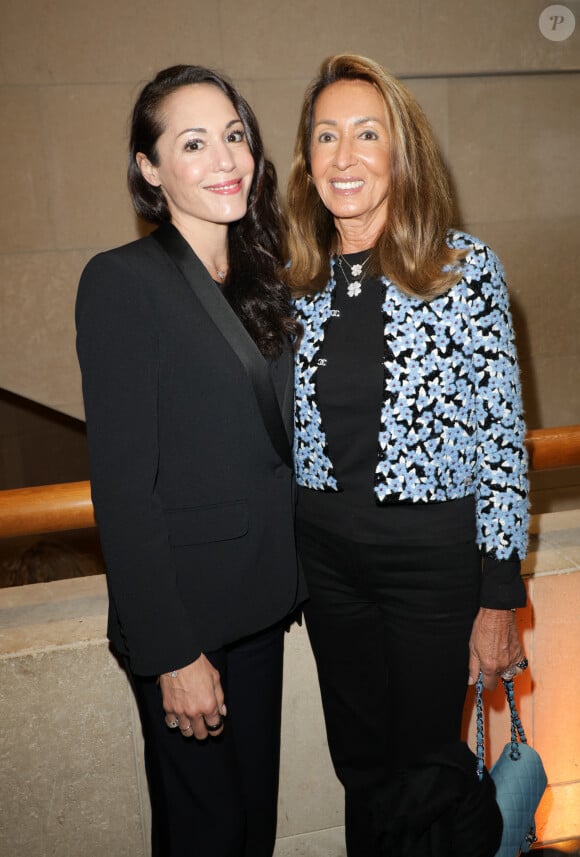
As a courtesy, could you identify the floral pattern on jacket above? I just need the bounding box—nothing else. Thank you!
[293,231,529,561]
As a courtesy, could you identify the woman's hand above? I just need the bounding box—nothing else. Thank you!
[160,654,226,739]
[468,607,525,690]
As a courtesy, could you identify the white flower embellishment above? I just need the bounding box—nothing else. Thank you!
[350,263,364,277]
[347,281,362,297]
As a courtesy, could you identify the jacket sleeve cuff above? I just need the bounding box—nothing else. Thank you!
[480,556,527,609]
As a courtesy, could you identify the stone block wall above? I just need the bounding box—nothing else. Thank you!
[0,0,579,432]
[1,509,579,854]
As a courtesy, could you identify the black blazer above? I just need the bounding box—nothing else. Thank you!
[76,223,304,676]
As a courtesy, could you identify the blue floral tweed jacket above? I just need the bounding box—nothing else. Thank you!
[293,231,529,561]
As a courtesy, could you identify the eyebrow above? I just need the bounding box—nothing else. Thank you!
[313,115,384,128]
[177,118,243,138]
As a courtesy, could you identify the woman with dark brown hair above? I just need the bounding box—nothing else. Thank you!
[76,64,304,857]
[287,54,529,856]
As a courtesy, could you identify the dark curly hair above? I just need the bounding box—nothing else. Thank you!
[128,64,299,357]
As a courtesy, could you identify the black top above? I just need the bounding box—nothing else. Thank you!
[297,250,475,545]
[297,251,525,607]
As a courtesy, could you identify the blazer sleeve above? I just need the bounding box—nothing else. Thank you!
[470,244,529,571]
[76,250,202,676]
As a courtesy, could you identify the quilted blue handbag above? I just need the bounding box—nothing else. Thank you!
[476,675,547,856]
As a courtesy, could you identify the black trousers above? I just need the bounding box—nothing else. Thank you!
[297,518,481,857]
[128,622,284,857]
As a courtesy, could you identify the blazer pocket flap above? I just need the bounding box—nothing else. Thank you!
[165,500,248,546]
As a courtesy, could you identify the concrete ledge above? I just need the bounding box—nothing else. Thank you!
[1,510,579,855]
[0,575,342,856]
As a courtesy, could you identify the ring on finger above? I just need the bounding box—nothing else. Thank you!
[166,718,179,729]
[204,715,224,733]
[179,721,192,733]
[501,666,517,680]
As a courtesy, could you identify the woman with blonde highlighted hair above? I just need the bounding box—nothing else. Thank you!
[287,54,529,856]
[288,53,462,298]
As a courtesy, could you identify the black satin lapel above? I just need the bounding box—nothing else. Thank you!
[267,347,294,443]
[152,223,292,468]
[279,349,294,441]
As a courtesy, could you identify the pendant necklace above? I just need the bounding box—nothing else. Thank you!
[336,253,371,297]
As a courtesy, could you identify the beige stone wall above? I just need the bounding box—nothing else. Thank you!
[0,0,578,428]
[1,509,579,854]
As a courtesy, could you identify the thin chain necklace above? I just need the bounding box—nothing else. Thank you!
[336,253,371,298]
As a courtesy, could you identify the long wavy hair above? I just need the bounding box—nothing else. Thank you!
[286,54,465,298]
[128,64,299,356]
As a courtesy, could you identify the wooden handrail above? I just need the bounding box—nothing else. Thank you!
[0,426,579,540]
[0,480,95,539]
[525,425,580,471]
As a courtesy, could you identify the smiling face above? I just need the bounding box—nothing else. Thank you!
[137,83,255,239]
[309,79,391,249]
